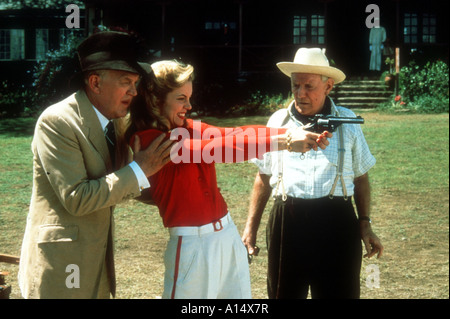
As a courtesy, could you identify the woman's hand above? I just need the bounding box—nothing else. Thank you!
[287,127,332,153]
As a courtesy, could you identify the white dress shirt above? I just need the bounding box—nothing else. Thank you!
[93,106,150,191]
[251,99,375,199]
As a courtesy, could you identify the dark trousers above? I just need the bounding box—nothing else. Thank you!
[266,196,362,299]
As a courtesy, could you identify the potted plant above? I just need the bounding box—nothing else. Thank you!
[382,57,395,90]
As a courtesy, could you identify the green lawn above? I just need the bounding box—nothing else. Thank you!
[0,111,448,299]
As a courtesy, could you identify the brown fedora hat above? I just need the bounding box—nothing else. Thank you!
[77,31,150,75]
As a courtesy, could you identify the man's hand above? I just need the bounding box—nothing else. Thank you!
[360,222,384,259]
[242,228,260,256]
[132,134,175,177]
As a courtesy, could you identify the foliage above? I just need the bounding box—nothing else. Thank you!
[227,91,291,116]
[0,81,34,117]
[0,0,84,9]
[378,60,449,113]
[0,32,84,118]
[385,57,395,74]
[27,32,84,117]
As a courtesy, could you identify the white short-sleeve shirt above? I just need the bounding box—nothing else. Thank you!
[251,99,376,199]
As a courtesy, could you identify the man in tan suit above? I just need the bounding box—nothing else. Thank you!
[18,32,173,299]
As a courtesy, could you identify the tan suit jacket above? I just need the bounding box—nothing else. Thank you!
[18,90,141,298]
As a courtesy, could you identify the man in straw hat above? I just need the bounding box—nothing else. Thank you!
[18,31,174,299]
[242,48,384,298]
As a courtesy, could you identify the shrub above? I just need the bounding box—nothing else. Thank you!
[227,90,291,116]
[0,81,34,117]
[379,60,449,113]
[29,32,84,116]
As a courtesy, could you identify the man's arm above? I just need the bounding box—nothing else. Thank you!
[242,172,272,256]
[354,173,384,258]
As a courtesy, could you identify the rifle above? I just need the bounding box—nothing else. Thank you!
[303,114,365,133]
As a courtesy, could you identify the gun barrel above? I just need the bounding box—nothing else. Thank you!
[317,117,364,125]
[332,117,364,124]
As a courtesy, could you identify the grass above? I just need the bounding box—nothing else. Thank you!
[0,110,448,299]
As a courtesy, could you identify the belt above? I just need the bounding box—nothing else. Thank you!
[168,213,232,237]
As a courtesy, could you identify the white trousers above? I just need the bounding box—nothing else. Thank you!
[162,213,252,299]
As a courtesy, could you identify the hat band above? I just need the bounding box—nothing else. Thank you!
[79,51,111,69]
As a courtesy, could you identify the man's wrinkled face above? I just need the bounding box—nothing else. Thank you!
[291,73,334,116]
[91,70,140,119]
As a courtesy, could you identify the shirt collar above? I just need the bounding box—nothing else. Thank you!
[92,105,111,131]
[288,96,340,125]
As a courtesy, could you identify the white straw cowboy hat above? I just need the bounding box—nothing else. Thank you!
[277,48,346,84]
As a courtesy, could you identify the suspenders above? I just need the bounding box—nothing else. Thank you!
[273,106,348,201]
[328,126,348,200]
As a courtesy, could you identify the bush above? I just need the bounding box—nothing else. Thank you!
[0,32,84,118]
[30,32,84,116]
[227,90,291,116]
[379,60,449,113]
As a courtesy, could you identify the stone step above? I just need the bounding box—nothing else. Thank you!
[332,90,391,97]
[330,77,393,108]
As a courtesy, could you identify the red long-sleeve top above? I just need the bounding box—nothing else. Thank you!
[131,119,285,227]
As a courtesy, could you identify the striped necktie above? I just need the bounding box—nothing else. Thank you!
[104,121,116,167]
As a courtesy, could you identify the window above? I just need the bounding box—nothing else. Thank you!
[0,29,25,60]
[422,13,436,43]
[205,21,237,30]
[404,13,418,44]
[0,30,10,60]
[310,15,325,44]
[404,13,437,44]
[293,16,307,44]
[293,15,324,45]
[36,29,49,60]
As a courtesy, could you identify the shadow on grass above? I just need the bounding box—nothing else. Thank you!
[0,117,36,137]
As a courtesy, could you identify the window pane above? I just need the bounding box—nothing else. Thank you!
[11,29,24,59]
[0,30,10,60]
[301,17,307,27]
[36,29,49,60]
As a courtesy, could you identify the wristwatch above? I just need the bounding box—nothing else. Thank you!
[359,216,372,223]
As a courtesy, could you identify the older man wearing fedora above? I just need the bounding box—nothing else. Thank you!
[18,31,174,299]
[242,48,384,299]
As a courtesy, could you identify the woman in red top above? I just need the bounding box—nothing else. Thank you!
[126,60,331,299]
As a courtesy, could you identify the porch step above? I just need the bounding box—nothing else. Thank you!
[330,77,393,109]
